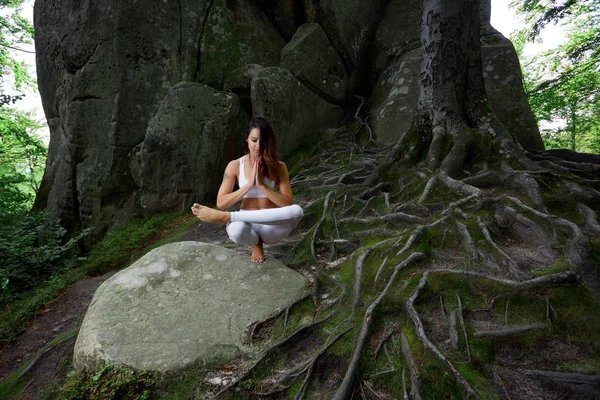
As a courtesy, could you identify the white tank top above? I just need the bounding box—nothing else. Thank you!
[238,155,276,198]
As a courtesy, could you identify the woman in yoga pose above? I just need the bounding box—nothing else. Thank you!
[191,117,303,262]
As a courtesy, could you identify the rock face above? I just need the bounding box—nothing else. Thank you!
[73,241,308,372]
[34,0,541,245]
[481,28,544,151]
[251,67,344,157]
[371,48,421,143]
[196,0,285,88]
[281,23,347,103]
[129,82,247,213]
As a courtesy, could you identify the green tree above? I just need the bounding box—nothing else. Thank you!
[0,0,46,212]
[1,0,36,103]
[0,107,46,212]
[512,0,600,153]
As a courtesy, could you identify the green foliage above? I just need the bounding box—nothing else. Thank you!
[83,213,184,276]
[1,1,46,214]
[43,366,157,400]
[511,0,600,153]
[0,211,85,305]
[1,0,35,98]
[0,107,47,212]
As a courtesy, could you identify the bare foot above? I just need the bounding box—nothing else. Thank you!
[251,240,265,263]
[191,203,230,224]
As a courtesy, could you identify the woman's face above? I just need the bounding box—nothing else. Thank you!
[247,127,262,158]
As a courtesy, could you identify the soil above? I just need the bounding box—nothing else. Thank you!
[0,271,115,399]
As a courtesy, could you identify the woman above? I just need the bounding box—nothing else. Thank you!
[191,117,303,262]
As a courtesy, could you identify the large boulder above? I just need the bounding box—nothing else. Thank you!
[223,63,264,101]
[374,0,420,69]
[74,241,308,372]
[281,23,347,103]
[130,82,247,213]
[250,0,299,41]
[251,67,343,157]
[481,28,544,151]
[370,48,421,144]
[196,0,285,88]
[303,0,387,88]
[33,0,210,243]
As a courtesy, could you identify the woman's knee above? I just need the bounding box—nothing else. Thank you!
[288,204,304,219]
[227,222,257,244]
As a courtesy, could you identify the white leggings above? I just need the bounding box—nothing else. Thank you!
[226,204,304,245]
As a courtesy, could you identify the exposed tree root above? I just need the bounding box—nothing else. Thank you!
[245,293,311,344]
[524,369,600,385]
[476,216,522,278]
[396,227,424,257]
[456,294,471,363]
[352,238,394,313]
[406,273,481,400]
[505,196,600,298]
[372,322,398,361]
[401,330,423,400]
[577,203,600,234]
[211,313,334,399]
[418,175,438,204]
[341,212,423,225]
[473,323,547,338]
[373,256,389,288]
[448,310,459,350]
[425,269,578,288]
[333,253,425,400]
[456,220,480,260]
[255,326,353,399]
[440,173,483,197]
[545,296,557,326]
[361,182,388,200]
[311,191,335,304]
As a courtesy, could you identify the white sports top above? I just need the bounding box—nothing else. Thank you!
[238,155,277,198]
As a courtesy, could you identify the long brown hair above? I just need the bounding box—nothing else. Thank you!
[243,117,280,184]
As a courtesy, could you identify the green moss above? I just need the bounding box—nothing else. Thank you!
[531,259,571,276]
[591,240,600,265]
[546,286,600,346]
[83,213,185,276]
[43,365,157,400]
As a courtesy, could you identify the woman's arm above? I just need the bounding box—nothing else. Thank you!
[257,161,293,207]
[216,160,254,210]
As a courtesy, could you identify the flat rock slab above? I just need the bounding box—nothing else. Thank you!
[73,241,308,372]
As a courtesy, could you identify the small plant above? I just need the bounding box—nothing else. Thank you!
[0,211,86,305]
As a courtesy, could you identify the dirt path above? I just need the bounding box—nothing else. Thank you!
[0,272,115,398]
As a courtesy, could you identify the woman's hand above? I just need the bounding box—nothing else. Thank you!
[250,158,259,187]
[255,158,265,188]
